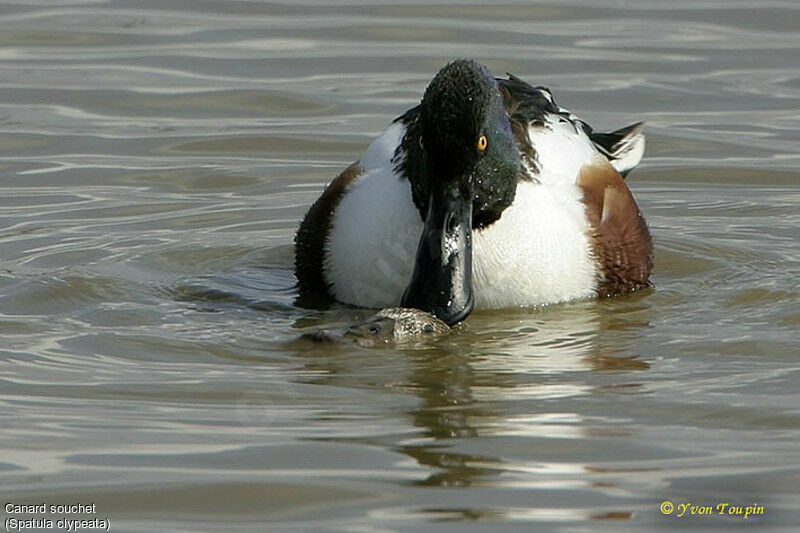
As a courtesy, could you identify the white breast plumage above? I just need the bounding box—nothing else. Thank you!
[323,117,603,310]
[324,125,421,308]
[472,180,596,308]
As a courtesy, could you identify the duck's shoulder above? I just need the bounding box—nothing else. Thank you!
[295,160,363,300]
[295,119,412,301]
[498,74,561,125]
[391,106,429,215]
[363,119,408,171]
[577,156,653,296]
[499,75,554,167]
[499,75,593,181]
[498,74,646,178]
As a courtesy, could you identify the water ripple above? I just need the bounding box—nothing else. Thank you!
[1,1,799,530]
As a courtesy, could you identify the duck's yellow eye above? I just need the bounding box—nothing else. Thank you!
[477,135,487,152]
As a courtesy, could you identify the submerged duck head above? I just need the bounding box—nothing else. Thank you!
[345,307,451,346]
[401,59,520,325]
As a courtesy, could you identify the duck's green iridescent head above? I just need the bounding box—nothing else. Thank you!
[402,59,520,325]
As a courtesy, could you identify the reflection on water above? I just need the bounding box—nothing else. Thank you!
[290,297,656,501]
[2,0,800,531]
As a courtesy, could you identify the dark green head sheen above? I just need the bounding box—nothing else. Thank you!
[402,59,521,325]
[419,59,520,228]
[420,61,494,174]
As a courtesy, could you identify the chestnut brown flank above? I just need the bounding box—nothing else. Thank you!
[577,157,653,296]
[294,162,362,301]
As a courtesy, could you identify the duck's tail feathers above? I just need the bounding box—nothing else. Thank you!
[589,122,645,178]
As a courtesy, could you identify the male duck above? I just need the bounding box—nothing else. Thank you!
[295,59,652,325]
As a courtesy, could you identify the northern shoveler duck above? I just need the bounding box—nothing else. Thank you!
[295,59,652,325]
